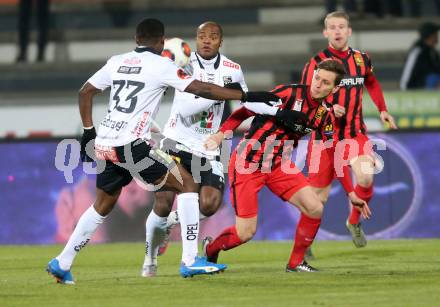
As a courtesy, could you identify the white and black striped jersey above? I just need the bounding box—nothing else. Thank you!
[162,52,248,157]
[88,47,195,147]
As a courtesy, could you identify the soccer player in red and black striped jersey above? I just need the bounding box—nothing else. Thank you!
[301,11,397,248]
[202,60,370,272]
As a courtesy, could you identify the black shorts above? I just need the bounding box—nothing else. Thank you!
[96,139,175,194]
[159,138,225,192]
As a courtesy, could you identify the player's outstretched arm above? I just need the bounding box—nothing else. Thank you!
[243,101,309,132]
[185,80,279,103]
[177,98,216,117]
[364,61,398,130]
[204,131,225,151]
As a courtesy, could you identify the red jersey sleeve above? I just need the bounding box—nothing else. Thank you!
[364,53,387,113]
[219,107,255,133]
[300,58,317,86]
[336,165,354,194]
[270,83,294,103]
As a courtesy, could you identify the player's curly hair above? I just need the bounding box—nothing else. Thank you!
[317,59,346,86]
[136,18,165,44]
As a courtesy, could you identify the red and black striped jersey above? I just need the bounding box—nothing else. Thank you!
[220,84,334,168]
[301,46,383,140]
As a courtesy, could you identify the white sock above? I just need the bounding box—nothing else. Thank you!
[177,193,199,266]
[144,211,167,266]
[166,210,180,228]
[167,209,207,227]
[56,205,105,270]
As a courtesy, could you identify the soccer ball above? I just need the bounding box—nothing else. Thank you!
[162,38,191,68]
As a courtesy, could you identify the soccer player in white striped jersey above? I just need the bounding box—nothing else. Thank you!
[141,21,249,277]
[46,18,279,284]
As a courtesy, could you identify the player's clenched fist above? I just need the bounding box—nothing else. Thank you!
[225,82,281,106]
[204,131,224,151]
[333,104,346,118]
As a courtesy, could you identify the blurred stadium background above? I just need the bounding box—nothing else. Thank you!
[0,0,439,248]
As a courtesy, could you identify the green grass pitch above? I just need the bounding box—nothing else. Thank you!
[1,239,439,307]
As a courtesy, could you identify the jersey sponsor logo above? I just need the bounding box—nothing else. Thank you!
[354,53,364,67]
[177,68,191,79]
[223,76,232,84]
[314,105,326,120]
[74,239,90,252]
[323,123,334,137]
[223,60,240,70]
[117,66,142,74]
[132,111,150,138]
[123,57,141,65]
[200,111,214,129]
[186,223,198,240]
[194,126,214,134]
[339,77,365,87]
[100,116,128,131]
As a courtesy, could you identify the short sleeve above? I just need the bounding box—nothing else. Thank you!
[157,59,195,92]
[236,68,249,92]
[87,59,113,91]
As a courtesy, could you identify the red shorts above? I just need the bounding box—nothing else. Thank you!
[228,151,309,218]
[306,134,374,188]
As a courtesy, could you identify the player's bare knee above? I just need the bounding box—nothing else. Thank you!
[153,194,173,216]
[199,193,221,217]
[318,193,329,204]
[304,200,323,219]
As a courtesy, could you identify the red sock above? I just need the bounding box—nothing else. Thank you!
[348,184,373,225]
[288,214,321,268]
[206,226,243,259]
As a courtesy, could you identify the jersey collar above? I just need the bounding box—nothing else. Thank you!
[306,86,321,107]
[195,52,221,70]
[327,45,351,59]
[134,46,161,55]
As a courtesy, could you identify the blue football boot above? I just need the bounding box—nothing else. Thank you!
[180,256,227,278]
[46,258,75,285]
